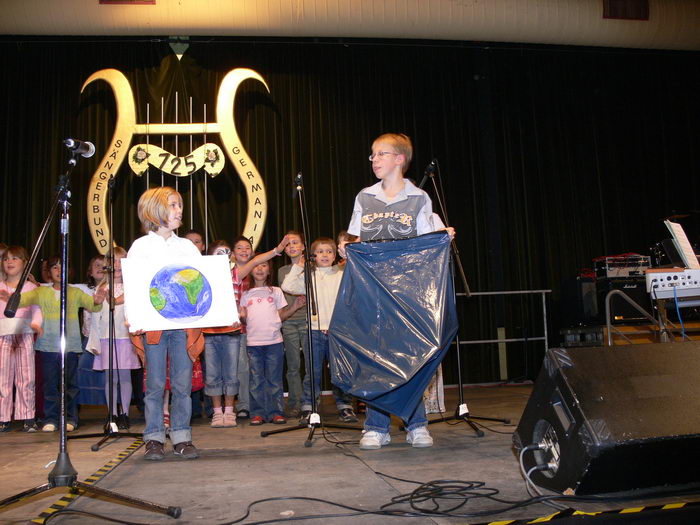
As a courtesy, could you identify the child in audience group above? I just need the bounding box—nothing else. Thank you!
[281,237,358,423]
[202,236,290,428]
[230,236,253,420]
[87,246,141,430]
[0,246,42,432]
[202,240,241,428]
[240,261,305,425]
[183,229,212,420]
[76,255,108,407]
[226,235,290,420]
[278,231,306,417]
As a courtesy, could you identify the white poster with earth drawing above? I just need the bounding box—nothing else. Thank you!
[122,255,238,332]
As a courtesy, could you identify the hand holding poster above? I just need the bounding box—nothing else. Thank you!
[122,255,237,332]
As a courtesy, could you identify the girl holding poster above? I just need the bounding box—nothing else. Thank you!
[127,186,203,461]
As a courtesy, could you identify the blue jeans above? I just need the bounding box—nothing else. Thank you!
[236,334,249,411]
[281,318,305,411]
[142,330,193,445]
[40,351,80,426]
[364,401,428,434]
[247,343,284,420]
[204,333,241,397]
[77,338,106,406]
[300,330,352,412]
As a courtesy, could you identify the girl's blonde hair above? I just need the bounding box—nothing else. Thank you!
[137,186,183,233]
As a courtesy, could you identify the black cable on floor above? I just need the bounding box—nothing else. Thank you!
[43,509,153,525]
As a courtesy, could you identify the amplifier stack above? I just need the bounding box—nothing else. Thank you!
[593,255,651,324]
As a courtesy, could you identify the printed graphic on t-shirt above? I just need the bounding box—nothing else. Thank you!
[246,296,275,306]
[361,211,415,238]
[357,193,424,240]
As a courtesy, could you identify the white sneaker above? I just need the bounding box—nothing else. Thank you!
[42,423,57,432]
[406,426,433,448]
[359,430,391,450]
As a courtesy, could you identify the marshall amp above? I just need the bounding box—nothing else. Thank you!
[596,277,651,324]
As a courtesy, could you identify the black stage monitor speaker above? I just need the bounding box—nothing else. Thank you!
[513,343,700,495]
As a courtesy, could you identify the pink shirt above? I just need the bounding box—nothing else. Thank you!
[240,286,287,346]
[0,281,42,336]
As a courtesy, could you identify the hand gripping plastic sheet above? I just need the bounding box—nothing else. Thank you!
[329,232,458,421]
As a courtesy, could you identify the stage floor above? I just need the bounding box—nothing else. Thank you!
[0,384,698,524]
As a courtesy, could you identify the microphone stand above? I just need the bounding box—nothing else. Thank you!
[0,147,180,519]
[69,175,141,449]
[261,172,360,446]
[419,160,510,437]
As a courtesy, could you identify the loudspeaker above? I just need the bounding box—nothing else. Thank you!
[596,277,651,324]
[513,343,700,494]
[560,277,598,326]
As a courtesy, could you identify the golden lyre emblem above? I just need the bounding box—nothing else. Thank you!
[83,68,269,254]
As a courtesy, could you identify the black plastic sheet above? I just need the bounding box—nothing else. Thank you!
[329,232,458,421]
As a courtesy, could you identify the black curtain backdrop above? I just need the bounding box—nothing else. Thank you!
[1,36,699,384]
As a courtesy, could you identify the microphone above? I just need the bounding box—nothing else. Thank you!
[3,292,20,318]
[418,159,437,189]
[64,138,96,158]
[292,172,303,198]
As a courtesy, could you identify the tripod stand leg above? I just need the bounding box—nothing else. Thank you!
[0,483,52,508]
[69,428,143,451]
[305,425,317,447]
[0,481,180,519]
[463,417,485,438]
[73,481,181,518]
[468,414,511,424]
[260,422,309,438]
[90,434,112,452]
[424,402,509,437]
[422,414,485,437]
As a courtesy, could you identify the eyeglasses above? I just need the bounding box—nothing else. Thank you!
[368,151,399,161]
[214,248,231,255]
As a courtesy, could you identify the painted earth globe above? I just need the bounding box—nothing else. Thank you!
[149,265,212,323]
